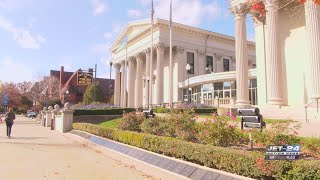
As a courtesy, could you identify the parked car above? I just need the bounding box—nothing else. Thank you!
[27,111,37,118]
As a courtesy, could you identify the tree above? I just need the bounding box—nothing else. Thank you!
[18,95,33,114]
[29,76,60,108]
[83,84,104,104]
[0,82,21,109]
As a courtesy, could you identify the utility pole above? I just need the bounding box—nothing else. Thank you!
[94,64,97,102]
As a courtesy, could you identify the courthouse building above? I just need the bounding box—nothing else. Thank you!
[111,1,320,120]
[111,18,257,108]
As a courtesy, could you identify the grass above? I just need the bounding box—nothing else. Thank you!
[98,118,122,129]
[195,114,298,124]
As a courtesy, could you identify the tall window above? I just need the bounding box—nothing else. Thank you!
[252,64,256,69]
[187,52,194,74]
[206,56,213,73]
[223,58,230,72]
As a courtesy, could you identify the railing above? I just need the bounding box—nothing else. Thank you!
[305,97,320,122]
[203,98,236,108]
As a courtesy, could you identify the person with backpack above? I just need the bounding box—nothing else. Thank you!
[5,108,15,138]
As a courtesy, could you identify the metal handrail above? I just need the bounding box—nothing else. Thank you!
[305,97,320,122]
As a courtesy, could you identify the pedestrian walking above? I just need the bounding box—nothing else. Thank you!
[5,108,15,138]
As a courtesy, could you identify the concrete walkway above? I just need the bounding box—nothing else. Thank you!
[0,116,157,180]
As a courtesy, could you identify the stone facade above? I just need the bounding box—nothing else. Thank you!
[110,19,256,108]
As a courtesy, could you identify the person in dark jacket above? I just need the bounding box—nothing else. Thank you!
[5,108,15,138]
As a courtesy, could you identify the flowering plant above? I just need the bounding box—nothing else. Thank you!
[246,0,267,21]
[298,0,320,4]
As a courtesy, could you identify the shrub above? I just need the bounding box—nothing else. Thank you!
[153,107,170,113]
[301,137,320,158]
[194,108,217,114]
[166,108,197,141]
[73,108,135,116]
[73,123,320,179]
[116,112,145,132]
[141,116,175,137]
[251,122,302,146]
[197,114,240,147]
[71,102,120,110]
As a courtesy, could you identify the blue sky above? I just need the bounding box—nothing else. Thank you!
[0,0,255,83]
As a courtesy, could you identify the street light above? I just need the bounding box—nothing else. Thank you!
[109,61,113,105]
[65,90,70,103]
[186,63,191,104]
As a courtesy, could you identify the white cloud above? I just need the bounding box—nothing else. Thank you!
[0,16,46,49]
[140,0,221,27]
[0,56,35,83]
[128,9,142,18]
[91,0,107,16]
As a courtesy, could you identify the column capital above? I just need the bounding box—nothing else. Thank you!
[143,48,151,56]
[155,42,166,51]
[197,50,205,57]
[114,63,121,70]
[174,46,185,54]
[264,0,279,7]
[128,56,136,64]
[135,52,144,62]
[215,53,223,60]
[230,3,249,20]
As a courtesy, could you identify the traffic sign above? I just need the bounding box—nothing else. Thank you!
[3,94,8,106]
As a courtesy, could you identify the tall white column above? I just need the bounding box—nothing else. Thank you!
[305,0,320,100]
[175,46,185,102]
[135,53,143,108]
[252,17,268,106]
[155,43,165,105]
[232,5,250,107]
[114,63,121,106]
[197,50,206,75]
[144,48,151,107]
[127,57,135,107]
[265,0,285,105]
[120,61,126,107]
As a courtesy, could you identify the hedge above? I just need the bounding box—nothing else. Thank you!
[74,108,136,116]
[72,123,320,179]
[193,108,217,114]
[153,107,170,113]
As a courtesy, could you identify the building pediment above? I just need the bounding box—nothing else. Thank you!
[111,19,152,53]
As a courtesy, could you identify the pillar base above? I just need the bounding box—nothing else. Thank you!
[268,97,286,106]
[235,99,251,108]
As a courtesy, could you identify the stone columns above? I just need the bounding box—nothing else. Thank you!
[252,18,268,106]
[144,48,151,107]
[120,61,126,107]
[155,43,165,105]
[176,46,185,102]
[114,63,121,106]
[197,50,206,75]
[45,106,53,127]
[232,4,251,107]
[305,0,320,100]
[265,0,285,105]
[135,53,143,108]
[127,57,136,107]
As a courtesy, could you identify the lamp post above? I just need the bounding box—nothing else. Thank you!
[65,90,70,103]
[186,64,191,104]
[109,61,113,105]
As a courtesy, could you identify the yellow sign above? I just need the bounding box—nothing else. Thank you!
[77,72,93,85]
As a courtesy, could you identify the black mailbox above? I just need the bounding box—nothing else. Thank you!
[143,110,155,119]
[238,108,265,131]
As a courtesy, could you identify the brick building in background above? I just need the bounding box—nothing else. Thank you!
[48,66,114,104]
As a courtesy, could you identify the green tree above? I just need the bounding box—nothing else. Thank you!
[83,84,104,104]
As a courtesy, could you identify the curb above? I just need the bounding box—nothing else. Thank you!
[65,130,254,180]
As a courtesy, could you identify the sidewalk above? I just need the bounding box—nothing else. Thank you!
[0,116,157,180]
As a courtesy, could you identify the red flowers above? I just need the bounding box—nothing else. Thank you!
[298,0,320,4]
[249,1,267,19]
[294,131,299,135]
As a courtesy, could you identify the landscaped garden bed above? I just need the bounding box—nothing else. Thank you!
[73,108,320,179]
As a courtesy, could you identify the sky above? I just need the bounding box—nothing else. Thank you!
[0,0,255,83]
